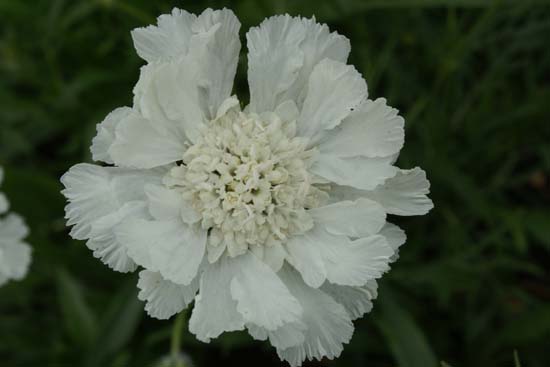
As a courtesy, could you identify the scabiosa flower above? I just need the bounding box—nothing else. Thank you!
[61,8,433,366]
[0,167,31,286]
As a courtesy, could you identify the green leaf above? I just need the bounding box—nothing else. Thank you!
[56,268,98,347]
[374,290,439,367]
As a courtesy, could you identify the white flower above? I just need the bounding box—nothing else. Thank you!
[61,8,433,366]
[0,167,32,286]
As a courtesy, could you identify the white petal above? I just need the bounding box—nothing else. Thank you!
[61,164,161,241]
[279,18,351,108]
[247,16,350,113]
[215,96,240,119]
[206,241,226,264]
[144,184,182,221]
[135,17,240,146]
[247,324,268,341]
[0,241,31,284]
[247,15,306,113]
[322,280,378,320]
[61,164,162,272]
[297,59,367,144]
[285,233,327,288]
[310,198,386,237]
[310,153,397,190]
[263,243,287,272]
[137,270,199,320]
[86,201,148,273]
[320,98,405,158]
[380,222,407,262]
[248,321,306,350]
[308,226,393,286]
[277,265,354,366]
[115,218,155,270]
[326,184,365,203]
[109,111,186,169]
[136,61,205,145]
[118,218,206,285]
[90,107,132,164]
[0,214,28,242]
[131,8,196,63]
[189,258,245,342]
[364,167,434,216]
[144,184,200,223]
[274,100,299,123]
[230,252,302,331]
[191,8,241,117]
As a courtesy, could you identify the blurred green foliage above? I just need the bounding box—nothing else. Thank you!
[1,0,549,366]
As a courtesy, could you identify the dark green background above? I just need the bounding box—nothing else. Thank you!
[1,0,549,366]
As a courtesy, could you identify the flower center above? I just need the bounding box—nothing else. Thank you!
[164,107,327,257]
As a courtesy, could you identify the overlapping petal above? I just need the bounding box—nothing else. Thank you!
[276,265,354,366]
[310,154,398,191]
[309,198,386,237]
[137,269,199,319]
[115,218,206,285]
[297,59,367,144]
[320,98,405,158]
[132,8,196,63]
[247,15,350,113]
[189,257,246,341]
[286,225,394,287]
[61,164,161,272]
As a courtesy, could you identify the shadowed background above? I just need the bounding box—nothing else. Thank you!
[1,0,549,366]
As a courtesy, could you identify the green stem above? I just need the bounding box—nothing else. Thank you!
[170,311,187,367]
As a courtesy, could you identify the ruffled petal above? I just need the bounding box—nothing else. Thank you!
[297,59,367,144]
[191,8,241,117]
[86,201,148,272]
[247,15,306,113]
[131,8,196,63]
[61,164,161,271]
[320,98,404,158]
[90,107,132,164]
[247,15,350,113]
[364,167,434,216]
[310,154,397,191]
[61,164,160,240]
[230,252,302,331]
[279,18,351,108]
[310,198,386,237]
[133,9,241,145]
[322,280,378,320]
[380,222,407,262]
[276,265,354,367]
[137,270,199,320]
[247,322,306,350]
[189,258,245,342]
[309,226,393,286]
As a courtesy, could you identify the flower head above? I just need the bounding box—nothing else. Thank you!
[61,8,433,366]
[0,167,31,286]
